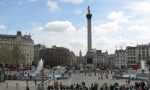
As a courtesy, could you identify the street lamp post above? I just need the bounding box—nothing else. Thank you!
[148,66,150,88]
[41,68,45,90]
[26,72,29,90]
[53,69,56,87]
[146,60,150,88]
[26,80,29,90]
[37,66,45,90]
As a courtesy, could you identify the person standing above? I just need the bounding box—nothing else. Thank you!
[26,86,29,90]
[34,80,37,86]
[47,85,50,90]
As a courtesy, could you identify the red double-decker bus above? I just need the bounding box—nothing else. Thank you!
[130,64,140,70]
[4,64,31,71]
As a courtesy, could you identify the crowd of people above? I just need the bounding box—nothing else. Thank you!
[45,81,149,90]
[99,82,149,90]
[83,70,114,80]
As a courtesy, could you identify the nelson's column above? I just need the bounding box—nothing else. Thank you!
[85,6,95,65]
[87,6,92,51]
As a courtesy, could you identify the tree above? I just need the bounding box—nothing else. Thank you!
[0,44,25,65]
[0,46,12,64]
[12,44,25,65]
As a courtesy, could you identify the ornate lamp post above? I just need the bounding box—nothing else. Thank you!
[26,80,29,90]
[53,68,56,87]
[26,72,29,90]
[41,67,45,90]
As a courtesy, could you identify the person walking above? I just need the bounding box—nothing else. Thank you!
[34,80,37,86]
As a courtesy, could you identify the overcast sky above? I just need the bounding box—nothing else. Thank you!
[0,0,150,55]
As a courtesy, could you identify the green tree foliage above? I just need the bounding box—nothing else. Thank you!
[0,44,25,65]
[0,46,12,64]
[12,45,25,64]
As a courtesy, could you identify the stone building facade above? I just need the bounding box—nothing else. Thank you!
[115,49,127,68]
[126,46,137,66]
[34,44,45,65]
[39,46,77,67]
[96,50,109,66]
[126,44,150,67]
[85,49,109,68]
[107,54,115,68]
[0,31,34,65]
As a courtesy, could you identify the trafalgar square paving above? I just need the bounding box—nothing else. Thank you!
[0,72,142,90]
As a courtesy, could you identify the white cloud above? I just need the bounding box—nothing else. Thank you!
[91,9,150,53]
[47,0,86,12]
[0,25,7,31]
[91,12,127,53]
[98,11,129,32]
[32,20,86,55]
[46,21,76,32]
[0,24,8,34]
[129,1,150,13]
[107,11,129,23]
[47,0,60,12]
[34,21,76,32]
